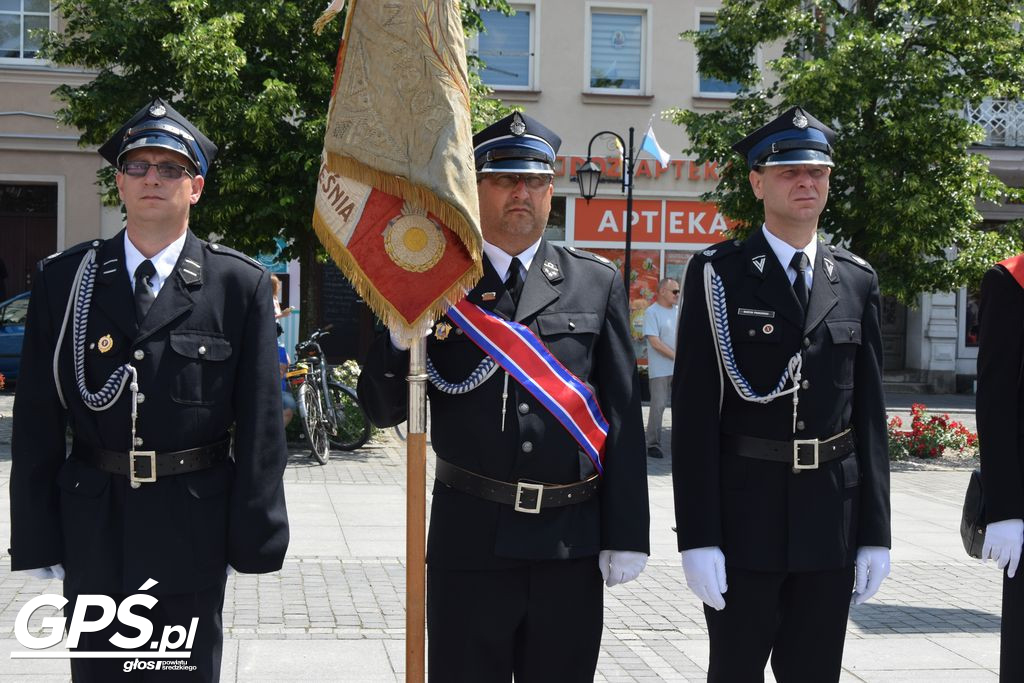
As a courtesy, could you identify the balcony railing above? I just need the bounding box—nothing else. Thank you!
[964,98,1024,147]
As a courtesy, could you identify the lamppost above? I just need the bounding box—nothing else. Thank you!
[575,127,636,292]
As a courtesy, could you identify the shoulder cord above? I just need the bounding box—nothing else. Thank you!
[52,248,136,412]
[426,356,498,395]
[703,261,802,426]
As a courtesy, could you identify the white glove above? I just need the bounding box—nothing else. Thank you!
[598,550,648,587]
[852,546,890,604]
[389,320,435,351]
[23,564,65,581]
[681,547,727,611]
[983,518,1024,578]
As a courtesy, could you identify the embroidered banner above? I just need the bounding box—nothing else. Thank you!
[447,299,609,473]
[313,0,482,343]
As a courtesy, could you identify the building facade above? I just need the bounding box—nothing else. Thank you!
[1,1,1021,388]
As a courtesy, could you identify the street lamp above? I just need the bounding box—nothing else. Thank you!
[576,128,636,291]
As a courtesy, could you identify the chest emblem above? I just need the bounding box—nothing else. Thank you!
[97,334,114,354]
[434,321,453,341]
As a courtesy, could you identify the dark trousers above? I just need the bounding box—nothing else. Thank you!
[704,565,855,683]
[1001,569,1024,681]
[427,557,604,682]
[65,580,226,682]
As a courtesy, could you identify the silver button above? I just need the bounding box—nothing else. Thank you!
[849,328,856,339]
[137,393,145,404]
[211,243,220,250]
[800,380,810,390]
[802,337,811,349]
[91,240,100,247]
[134,437,144,447]
[133,349,145,360]
[568,321,576,330]
[198,345,207,355]
[521,441,534,453]
[748,329,756,337]
[89,343,96,350]
[518,403,529,415]
[796,420,806,431]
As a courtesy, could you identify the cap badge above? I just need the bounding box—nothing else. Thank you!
[751,255,766,273]
[434,322,452,341]
[792,111,809,129]
[148,103,167,118]
[510,112,526,137]
[97,334,114,354]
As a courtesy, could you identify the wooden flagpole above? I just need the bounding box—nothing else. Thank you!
[406,336,427,682]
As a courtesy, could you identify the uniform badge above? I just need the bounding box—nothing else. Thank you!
[751,255,766,273]
[97,334,114,353]
[762,324,774,335]
[702,249,717,257]
[434,322,452,341]
[793,111,809,129]
[541,260,560,281]
[510,112,526,136]
[481,291,497,301]
[148,103,167,117]
[823,258,836,279]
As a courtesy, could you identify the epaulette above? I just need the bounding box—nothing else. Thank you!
[827,244,874,272]
[37,239,102,271]
[563,245,616,271]
[693,238,744,262]
[205,241,265,270]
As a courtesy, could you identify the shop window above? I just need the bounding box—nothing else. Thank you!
[697,13,741,97]
[586,5,648,94]
[475,4,536,90]
[0,0,50,60]
[544,196,566,243]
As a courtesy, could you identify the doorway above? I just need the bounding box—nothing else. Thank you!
[0,184,58,299]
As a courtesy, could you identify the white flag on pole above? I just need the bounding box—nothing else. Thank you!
[640,124,671,168]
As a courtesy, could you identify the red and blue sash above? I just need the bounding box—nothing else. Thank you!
[447,299,609,474]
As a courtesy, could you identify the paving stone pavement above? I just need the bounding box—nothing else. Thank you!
[0,391,1008,681]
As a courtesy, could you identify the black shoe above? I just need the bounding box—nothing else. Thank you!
[647,446,664,459]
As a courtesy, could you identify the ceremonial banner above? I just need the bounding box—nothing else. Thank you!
[313,0,482,342]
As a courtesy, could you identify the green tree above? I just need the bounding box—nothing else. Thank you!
[670,0,1024,303]
[41,0,511,333]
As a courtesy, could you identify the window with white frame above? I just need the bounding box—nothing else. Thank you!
[0,0,49,60]
[587,6,647,94]
[697,13,741,96]
[476,4,535,90]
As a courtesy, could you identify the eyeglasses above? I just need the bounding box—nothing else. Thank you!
[481,173,552,191]
[671,289,680,294]
[120,161,195,179]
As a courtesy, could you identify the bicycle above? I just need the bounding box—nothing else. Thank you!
[287,326,372,464]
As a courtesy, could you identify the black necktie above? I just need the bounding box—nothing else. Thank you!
[506,257,524,306]
[790,251,809,311]
[134,260,156,322]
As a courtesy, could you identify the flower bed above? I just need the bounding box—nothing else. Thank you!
[888,403,977,460]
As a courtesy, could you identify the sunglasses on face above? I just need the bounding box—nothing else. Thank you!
[120,161,195,179]
[481,173,552,191]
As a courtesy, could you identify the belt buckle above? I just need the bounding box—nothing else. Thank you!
[514,482,544,514]
[129,450,157,488]
[792,439,819,471]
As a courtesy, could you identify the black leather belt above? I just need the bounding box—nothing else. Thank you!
[721,429,856,471]
[435,457,599,514]
[73,438,231,486]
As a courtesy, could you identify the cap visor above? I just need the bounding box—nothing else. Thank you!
[477,160,554,174]
[759,149,834,167]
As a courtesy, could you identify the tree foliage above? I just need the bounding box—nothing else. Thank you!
[41,0,512,329]
[668,0,1024,303]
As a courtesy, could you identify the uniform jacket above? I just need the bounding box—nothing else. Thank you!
[978,257,1024,523]
[358,240,650,569]
[672,230,890,572]
[9,229,289,596]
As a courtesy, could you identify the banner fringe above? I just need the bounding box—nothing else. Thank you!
[313,0,348,35]
[311,208,482,344]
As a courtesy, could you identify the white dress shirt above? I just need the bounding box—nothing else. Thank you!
[124,231,187,297]
[762,225,816,291]
[483,237,542,284]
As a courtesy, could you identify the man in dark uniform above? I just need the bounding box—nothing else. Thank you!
[671,107,891,682]
[357,112,650,682]
[9,98,289,681]
[977,252,1024,680]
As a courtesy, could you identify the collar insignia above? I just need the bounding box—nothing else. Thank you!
[97,334,114,354]
[752,255,766,273]
[823,258,835,279]
[542,260,560,281]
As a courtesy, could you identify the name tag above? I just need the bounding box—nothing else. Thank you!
[737,308,775,318]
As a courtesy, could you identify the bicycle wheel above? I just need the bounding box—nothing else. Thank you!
[326,382,372,451]
[297,383,330,465]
